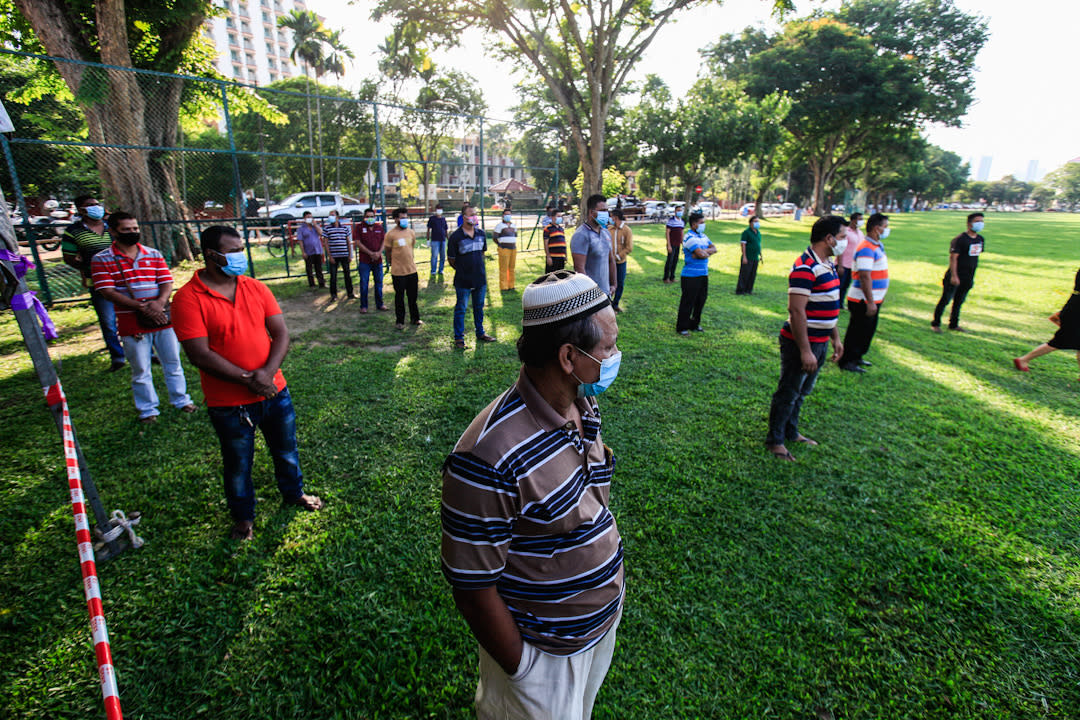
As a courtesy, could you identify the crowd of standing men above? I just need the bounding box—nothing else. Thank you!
[53,187,1079,719]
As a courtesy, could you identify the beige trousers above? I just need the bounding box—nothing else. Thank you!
[475,613,620,720]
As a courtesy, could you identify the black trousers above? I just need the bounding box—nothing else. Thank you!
[735,259,759,294]
[676,275,708,331]
[663,247,680,281]
[304,254,325,288]
[932,270,974,328]
[392,272,420,324]
[837,266,853,302]
[839,300,880,367]
[766,336,828,446]
[328,257,353,298]
[545,257,566,273]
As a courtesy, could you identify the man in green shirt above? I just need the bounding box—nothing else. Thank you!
[736,215,762,295]
[61,194,126,371]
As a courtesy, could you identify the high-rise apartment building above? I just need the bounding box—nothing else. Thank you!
[204,0,307,86]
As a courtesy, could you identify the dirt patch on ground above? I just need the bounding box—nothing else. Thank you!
[278,293,339,338]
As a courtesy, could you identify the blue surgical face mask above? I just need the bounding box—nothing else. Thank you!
[398,218,410,229]
[216,250,248,277]
[972,220,984,232]
[696,222,707,234]
[752,221,760,230]
[503,214,512,223]
[85,205,105,220]
[675,210,683,218]
[573,346,622,397]
[595,210,611,228]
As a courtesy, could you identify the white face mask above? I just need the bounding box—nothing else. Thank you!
[435,208,443,216]
[305,217,313,224]
[832,234,847,258]
[880,227,891,239]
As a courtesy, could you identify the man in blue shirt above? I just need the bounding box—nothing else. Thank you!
[676,211,716,335]
[296,211,325,289]
[427,203,449,280]
[447,203,497,350]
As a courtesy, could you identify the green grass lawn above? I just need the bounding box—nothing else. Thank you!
[1,211,1078,719]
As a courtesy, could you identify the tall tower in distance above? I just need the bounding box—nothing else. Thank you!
[204,0,309,86]
[1025,160,1039,183]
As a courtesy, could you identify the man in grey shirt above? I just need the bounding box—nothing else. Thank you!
[571,193,617,297]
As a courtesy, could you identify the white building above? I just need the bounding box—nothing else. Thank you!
[437,137,528,189]
[204,0,307,86]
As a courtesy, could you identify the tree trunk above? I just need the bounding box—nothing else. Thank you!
[754,185,766,219]
[14,0,196,262]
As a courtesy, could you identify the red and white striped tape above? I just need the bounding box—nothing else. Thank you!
[45,381,123,720]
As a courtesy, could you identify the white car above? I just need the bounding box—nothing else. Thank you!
[259,192,366,221]
[780,202,796,212]
[695,201,716,216]
[644,201,668,219]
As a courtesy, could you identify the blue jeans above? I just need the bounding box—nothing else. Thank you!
[120,328,192,419]
[454,285,487,341]
[613,262,628,308]
[90,288,125,363]
[357,261,384,309]
[206,387,305,522]
[766,336,828,446]
[430,240,446,274]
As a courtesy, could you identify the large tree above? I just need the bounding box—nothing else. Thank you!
[372,0,794,213]
[7,0,223,259]
[724,0,985,215]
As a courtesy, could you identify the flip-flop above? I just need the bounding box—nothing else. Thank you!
[768,446,796,462]
[794,435,818,446]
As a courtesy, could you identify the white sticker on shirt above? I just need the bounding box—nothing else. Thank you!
[396,237,407,247]
[968,243,982,256]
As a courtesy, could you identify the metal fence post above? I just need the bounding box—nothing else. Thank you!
[219,82,254,278]
[1,135,51,304]
[479,118,485,228]
[373,101,387,223]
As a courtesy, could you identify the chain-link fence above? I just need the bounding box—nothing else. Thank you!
[0,49,562,304]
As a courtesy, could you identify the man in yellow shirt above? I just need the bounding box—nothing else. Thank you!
[383,208,422,329]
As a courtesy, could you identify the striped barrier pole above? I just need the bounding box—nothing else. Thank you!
[46,380,123,720]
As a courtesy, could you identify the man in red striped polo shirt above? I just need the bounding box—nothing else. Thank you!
[766,215,845,461]
[91,211,194,424]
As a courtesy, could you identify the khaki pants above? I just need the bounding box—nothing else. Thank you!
[498,245,517,290]
[475,614,620,720]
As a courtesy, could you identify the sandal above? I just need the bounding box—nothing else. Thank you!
[230,520,254,541]
[285,494,324,511]
[793,434,818,446]
[767,445,796,462]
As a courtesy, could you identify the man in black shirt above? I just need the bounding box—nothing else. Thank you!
[932,212,985,332]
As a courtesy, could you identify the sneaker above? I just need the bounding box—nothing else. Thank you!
[691,327,705,333]
[677,330,690,336]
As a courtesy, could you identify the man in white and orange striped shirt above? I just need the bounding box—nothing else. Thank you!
[838,213,890,373]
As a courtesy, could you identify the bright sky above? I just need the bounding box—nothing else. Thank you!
[309,0,1078,182]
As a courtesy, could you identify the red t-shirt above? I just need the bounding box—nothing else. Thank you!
[353,222,385,263]
[171,272,287,407]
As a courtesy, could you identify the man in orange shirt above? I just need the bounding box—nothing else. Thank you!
[171,225,323,540]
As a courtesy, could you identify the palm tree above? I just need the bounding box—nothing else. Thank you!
[312,29,353,190]
[319,29,354,190]
[278,9,323,190]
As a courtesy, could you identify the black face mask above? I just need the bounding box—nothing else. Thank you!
[116,232,141,246]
